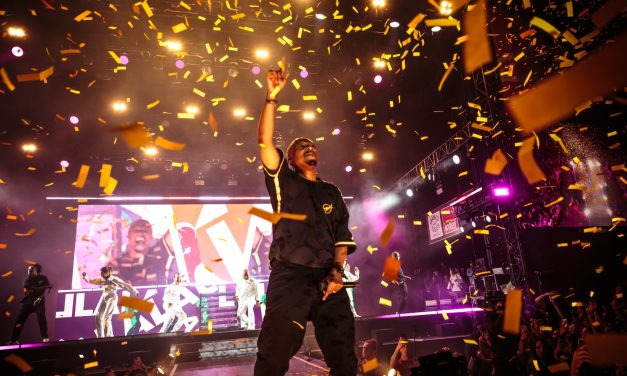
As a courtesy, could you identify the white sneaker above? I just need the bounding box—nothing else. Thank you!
[42,338,49,343]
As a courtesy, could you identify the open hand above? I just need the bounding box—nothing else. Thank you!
[266,58,289,99]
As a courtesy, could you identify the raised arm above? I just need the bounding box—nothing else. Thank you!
[258,58,289,171]
[82,272,102,285]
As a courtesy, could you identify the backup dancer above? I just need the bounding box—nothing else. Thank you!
[82,266,138,338]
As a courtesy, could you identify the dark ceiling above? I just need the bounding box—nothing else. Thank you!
[0,0,624,201]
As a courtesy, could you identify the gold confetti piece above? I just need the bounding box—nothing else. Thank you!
[383,256,401,282]
[425,17,460,28]
[142,174,160,180]
[544,197,563,208]
[474,229,489,235]
[2,271,13,277]
[4,354,32,373]
[193,88,206,97]
[146,99,160,109]
[539,325,553,332]
[585,334,627,366]
[378,298,392,307]
[115,123,152,148]
[568,184,586,191]
[458,171,468,177]
[407,12,426,33]
[292,321,304,330]
[1,68,16,91]
[380,218,395,248]
[380,280,389,287]
[471,123,492,132]
[278,212,307,221]
[172,23,188,33]
[441,311,449,320]
[438,61,455,92]
[367,245,378,254]
[84,361,98,369]
[556,243,569,248]
[529,16,561,38]
[591,0,624,30]
[463,338,478,345]
[248,207,281,224]
[463,0,492,74]
[572,301,583,307]
[507,34,627,133]
[155,136,185,151]
[177,113,195,119]
[533,359,541,371]
[503,289,522,334]
[99,164,112,188]
[291,79,300,90]
[303,95,318,101]
[565,1,574,16]
[15,228,36,237]
[74,10,92,22]
[276,105,290,112]
[118,311,134,320]
[103,177,118,195]
[518,137,546,184]
[484,149,508,175]
[119,296,154,313]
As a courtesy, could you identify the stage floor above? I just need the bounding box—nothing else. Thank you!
[175,355,328,375]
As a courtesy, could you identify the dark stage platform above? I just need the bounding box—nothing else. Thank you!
[0,308,482,375]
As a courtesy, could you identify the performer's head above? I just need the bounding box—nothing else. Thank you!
[173,273,182,284]
[28,263,42,276]
[242,269,249,280]
[391,251,400,261]
[286,137,317,173]
[100,266,113,279]
[127,219,154,255]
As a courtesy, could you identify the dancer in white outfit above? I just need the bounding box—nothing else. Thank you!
[342,261,360,317]
[161,273,187,333]
[82,266,138,338]
[235,269,259,330]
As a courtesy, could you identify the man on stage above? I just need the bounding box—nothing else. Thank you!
[255,59,358,375]
[392,252,411,314]
[82,266,138,338]
[161,273,187,333]
[235,269,259,330]
[10,264,51,344]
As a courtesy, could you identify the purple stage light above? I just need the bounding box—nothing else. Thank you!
[175,59,185,69]
[300,69,309,78]
[373,74,382,84]
[60,160,69,168]
[69,116,79,124]
[493,186,511,197]
[120,55,129,65]
[12,46,24,57]
[251,65,261,75]
[345,165,353,172]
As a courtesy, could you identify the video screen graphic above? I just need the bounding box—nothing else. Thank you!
[55,203,274,340]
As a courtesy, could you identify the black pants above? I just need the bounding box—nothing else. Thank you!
[397,283,408,313]
[11,301,48,342]
[255,262,357,375]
